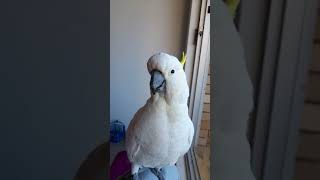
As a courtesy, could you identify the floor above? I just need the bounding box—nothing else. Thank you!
[195,145,210,180]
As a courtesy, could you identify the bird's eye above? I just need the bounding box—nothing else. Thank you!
[171,69,175,74]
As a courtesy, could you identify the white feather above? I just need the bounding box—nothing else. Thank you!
[126,52,194,171]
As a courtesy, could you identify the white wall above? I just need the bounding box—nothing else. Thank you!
[110,0,190,128]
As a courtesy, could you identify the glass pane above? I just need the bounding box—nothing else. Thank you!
[193,63,211,180]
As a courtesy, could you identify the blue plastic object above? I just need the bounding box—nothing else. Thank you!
[110,120,126,143]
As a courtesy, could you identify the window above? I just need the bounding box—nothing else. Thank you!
[184,0,210,179]
[193,64,210,180]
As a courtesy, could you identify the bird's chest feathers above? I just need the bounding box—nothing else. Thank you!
[140,99,187,142]
[132,95,191,162]
[147,97,187,124]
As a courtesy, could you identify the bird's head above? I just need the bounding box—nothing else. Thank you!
[147,52,189,104]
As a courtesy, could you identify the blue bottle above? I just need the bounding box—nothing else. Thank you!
[110,120,126,143]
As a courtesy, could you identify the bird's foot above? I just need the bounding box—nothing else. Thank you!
[150,168,165,180]
[156,167,162,171]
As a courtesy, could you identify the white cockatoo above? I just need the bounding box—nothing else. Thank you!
[125,52,194,175]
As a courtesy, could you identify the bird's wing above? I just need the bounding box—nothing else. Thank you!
[187,119,195,148]
[126,105,170,167]
[125,107,143,161]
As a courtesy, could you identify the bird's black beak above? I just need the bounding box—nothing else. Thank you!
[150,70,165,94]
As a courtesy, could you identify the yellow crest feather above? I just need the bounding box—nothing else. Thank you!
[180,51,186,66]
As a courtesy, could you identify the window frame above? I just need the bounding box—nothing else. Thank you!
[184,0,210,179]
